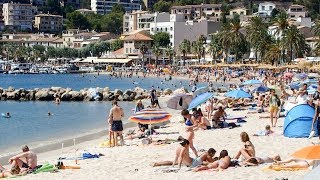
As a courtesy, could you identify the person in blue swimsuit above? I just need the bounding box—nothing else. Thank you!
[181,109,197,127]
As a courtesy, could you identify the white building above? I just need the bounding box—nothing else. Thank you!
[171,4,222,22]
[288,4,306,19]
[2,2,37,30]
[150,14,221,49]
[91,0,141,15]
[123,11,169,34]
[258,2,276,16]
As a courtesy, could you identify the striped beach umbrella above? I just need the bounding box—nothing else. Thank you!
[129,108,172,124]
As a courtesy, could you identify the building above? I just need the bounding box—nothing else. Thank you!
[34,14,63,33]
[91,0,141,15]
[76,8,94,15]
[170,4,222,22]
[229,7,248,16]
[258,2,276,16]
[2,2,37,30]
[288,4,306,19]
[0,3,4,31]
[31,0,46,6]
[123,11,169,34]
[150,14,221,48]
[123,32,152,61]
[73,32,117,48]
[62,29,88,48]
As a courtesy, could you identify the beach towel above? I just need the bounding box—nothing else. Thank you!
[33,163,57,174]
[263,166,308,171]
[82,152,100,159]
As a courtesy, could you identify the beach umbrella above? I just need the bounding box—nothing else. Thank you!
[308,73,320,78]
[289,82,300,90]
[284,72,294,78]
[242,79,262,85]
[295,73,308,80]
[291,145,320,160]
[303,79,318,85]
[224,89,252,98]
[129,108,172,125]
[166,94,193,110]
[188,92,214,110]
[193,86,209,97]
[253,86,270,93]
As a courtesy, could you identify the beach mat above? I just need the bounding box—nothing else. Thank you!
[33,163,57,174]
[263,166,308,171]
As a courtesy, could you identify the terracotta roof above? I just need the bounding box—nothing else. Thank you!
[123,32,152,41]
[0,39,23,42]
[76,32,97,36]
[52,38,63,43]
[113,48,124,54]
[171,4,222,9]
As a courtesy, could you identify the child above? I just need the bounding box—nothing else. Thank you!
[253,125,274,136]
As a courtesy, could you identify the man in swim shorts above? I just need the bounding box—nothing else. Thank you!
[108,100,125,146]
[9,145,37,171]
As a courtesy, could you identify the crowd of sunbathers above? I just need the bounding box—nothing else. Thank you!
[152,131,318,171]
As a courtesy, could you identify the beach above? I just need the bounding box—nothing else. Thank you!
[5,96,315,180]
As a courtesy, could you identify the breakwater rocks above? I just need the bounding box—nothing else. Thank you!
[0,86,183,102]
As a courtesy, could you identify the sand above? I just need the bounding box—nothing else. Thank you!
[6,96,317,180]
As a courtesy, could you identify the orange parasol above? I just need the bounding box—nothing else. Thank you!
[291,145,320,160]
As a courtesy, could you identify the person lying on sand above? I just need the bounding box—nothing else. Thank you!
[193,150,231,172]
[0,165,26,178]
[153,139,203,169]
[124,126,147,140]
[270,157,316,169]
[253,125,274,136]
[234,132,255,160]
[241,154,281,166]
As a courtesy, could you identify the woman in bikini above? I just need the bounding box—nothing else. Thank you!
[270,157,316,169]
[0,165,23,178]
[194,150,231,171]
[234,132,255,160]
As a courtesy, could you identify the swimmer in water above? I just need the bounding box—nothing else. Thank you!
[48,112,52,116]
[6,112,11,118]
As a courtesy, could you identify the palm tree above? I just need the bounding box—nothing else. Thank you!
[312,20,320,48]
[139,45,148,69]
[219,15,245,62]
[264,41,282,65]
[208,34,222,64]
[246,16,269,62]
[165,46,174,65]
[282,25,309,62]
[179,39,191,66]
[152,45,161,68]
[191,40,204,64]
[273,10,289,65]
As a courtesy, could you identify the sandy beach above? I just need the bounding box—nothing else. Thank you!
[3,95,315,180]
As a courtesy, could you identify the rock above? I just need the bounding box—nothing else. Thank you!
[28,90,36,100]
[35,90,54,101]
[51,87,62,92]
[103,87,110,93]
[117,95,123,101]
[7,86,15,92]
[124,89,133,96]
[61,92,72,101]
[135,95,144,100]
[134,87,144,95]
[69,91,83,101]
[6,91,19,100]
[163,88,172,95]
[114,89,123,95]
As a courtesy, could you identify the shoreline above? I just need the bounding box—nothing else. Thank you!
[0,122,137,166]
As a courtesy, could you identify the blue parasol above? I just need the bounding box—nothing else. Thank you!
[188,92,214,110]
[253,86,270,93]
[225,89,252,98]
[242,79,262,85]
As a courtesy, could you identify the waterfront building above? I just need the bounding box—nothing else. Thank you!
[34,14,63,33]
[123,11,169,34]
[91,0,141,15]
[258,2,275,16]
[2,2,37,30]
[170,4,222,22]
[287,4,307,19]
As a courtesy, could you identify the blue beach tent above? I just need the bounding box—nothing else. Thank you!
[283,104,318,138]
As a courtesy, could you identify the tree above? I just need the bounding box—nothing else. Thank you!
[282,25,310,62]
[208,34,222,64]
[264,41,282,65]
[101,12,123,35]
[140,45,148,69]
[153,0,171,12]
[165,46,174,65]
[152,45,162,67]
[179,39,191,66]
[191,40,204,64]
[111,39,123,51]
[66,11,90,29]
[152,32,170,47]
[312,20,320,47]
[111,4,125,14]
[273,11,289,65]
[246,16,270,62]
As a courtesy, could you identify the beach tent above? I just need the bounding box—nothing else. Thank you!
[283,104,318,138]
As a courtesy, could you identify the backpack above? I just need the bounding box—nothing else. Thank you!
[276,97,281,107]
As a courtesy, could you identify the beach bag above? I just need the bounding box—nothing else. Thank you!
[276,98,281,107]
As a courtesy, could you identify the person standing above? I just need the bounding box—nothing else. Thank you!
[309,99,320,141]
[108,100,125,146]
[150,89,161,108]
[269,89,280,127]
